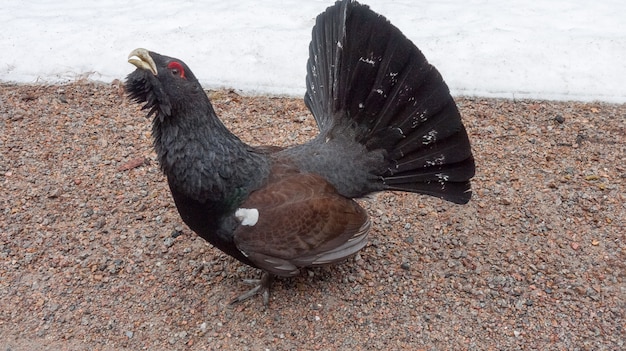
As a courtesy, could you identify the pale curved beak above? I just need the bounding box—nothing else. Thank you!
[128,48,158,75]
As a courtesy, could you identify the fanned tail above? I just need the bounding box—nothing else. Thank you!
[305,0,475,204]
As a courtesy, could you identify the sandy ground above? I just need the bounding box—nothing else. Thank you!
[0,82,624,350]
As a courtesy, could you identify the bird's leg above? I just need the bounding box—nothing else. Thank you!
[229,272,274,307]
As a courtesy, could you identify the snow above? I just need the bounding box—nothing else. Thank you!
[1,0,624,102]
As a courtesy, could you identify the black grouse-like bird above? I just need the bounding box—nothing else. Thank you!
[125,0,475,305]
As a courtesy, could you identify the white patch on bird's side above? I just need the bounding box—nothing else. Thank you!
[235,208,259,226]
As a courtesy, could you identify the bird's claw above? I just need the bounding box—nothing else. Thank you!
[229,272,274,307]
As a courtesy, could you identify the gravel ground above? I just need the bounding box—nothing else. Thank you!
[1,82,624,350]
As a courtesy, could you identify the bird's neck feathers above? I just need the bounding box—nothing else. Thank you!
[151,98,269,205]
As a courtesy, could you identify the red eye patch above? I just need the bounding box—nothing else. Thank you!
[167,61,186,79]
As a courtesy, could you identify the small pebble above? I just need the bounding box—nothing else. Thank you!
[163,237,175,247]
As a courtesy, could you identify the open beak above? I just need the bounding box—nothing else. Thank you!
[128,48,158,76]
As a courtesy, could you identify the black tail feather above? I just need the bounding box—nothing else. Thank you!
[391,129,473,174]
[392,102,465,159]
[305,0,475,204]
[382,155,475,204]
[304,0,348,131]
[383,176,474,204]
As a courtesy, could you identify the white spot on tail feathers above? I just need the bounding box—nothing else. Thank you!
[359,57,375,65]
[437,173,450,182]
[422,129,438,144]
[235,208,259,226]
[389,72,398,83]
[426,155,446,166]
[411,110,429,128]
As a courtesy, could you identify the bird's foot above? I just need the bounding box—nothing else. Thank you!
[229,272,274,307]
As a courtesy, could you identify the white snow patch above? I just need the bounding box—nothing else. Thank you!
[0,0,623,102]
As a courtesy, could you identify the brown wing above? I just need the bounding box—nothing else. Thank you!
[233,173,370,277]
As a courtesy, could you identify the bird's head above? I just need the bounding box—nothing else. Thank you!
[125,48,205,122]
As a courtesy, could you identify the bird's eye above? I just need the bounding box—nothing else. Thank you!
[167,61,186,79]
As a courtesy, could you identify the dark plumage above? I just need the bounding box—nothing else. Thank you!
[125,0,475,306]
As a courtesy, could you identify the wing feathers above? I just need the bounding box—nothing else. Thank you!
[233,172,370,276]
